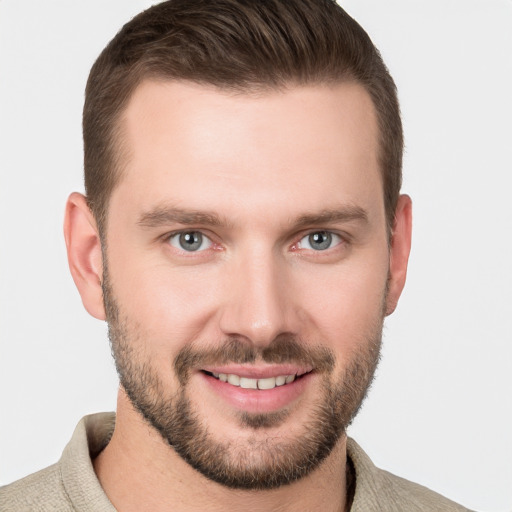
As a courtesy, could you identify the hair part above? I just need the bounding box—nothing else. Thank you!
[83,0,403,235]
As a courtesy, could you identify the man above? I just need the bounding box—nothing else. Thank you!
[0,0,473,510]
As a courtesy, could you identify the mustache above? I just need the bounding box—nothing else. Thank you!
[174,334,335,384]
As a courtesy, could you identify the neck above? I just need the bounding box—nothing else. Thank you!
[94,390,350,512]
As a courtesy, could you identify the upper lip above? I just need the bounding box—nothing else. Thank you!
[201,364,313,379]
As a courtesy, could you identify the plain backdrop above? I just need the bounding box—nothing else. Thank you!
[1,1,511,510]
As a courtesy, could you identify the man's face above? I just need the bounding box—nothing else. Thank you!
[103,81,391,488]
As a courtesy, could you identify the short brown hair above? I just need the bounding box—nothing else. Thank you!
[83,0,402,234]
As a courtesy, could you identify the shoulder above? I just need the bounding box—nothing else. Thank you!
[0,463,74,512]
[1,413,116,512]
[347,438,473,512]
[373,468,472,511]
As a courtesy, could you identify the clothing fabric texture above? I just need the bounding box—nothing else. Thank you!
[1,412,472,511]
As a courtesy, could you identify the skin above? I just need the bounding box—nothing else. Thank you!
[64,80,412,512]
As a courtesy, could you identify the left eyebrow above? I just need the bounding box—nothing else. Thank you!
[291,206,369,230]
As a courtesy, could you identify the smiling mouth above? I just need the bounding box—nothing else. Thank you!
[202,370,311,390]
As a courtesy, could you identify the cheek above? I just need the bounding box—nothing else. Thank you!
[296,262,388,347]
[106,234,389,360]
[108,251,221,345]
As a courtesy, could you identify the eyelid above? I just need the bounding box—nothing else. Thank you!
[165,229,218,253]
[161,228,348,254]
[293,230,346,251]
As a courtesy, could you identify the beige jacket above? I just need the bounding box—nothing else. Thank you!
[0,413,472,511]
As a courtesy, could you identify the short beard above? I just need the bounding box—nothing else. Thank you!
[102,266,383,490]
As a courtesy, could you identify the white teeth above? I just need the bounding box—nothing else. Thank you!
[212,372,300,389]
[275,375,286,386]
[257,377,276,390]
[240,377,258,389]
[227,374,240,386]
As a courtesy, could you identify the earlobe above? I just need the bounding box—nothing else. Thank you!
[385,194,413,316]
[64,192,106,320]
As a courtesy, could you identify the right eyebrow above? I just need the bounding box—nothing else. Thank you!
[137,206,227,229]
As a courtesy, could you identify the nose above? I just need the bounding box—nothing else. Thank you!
[218,247,299,347]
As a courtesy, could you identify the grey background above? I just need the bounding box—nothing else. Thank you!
[1,1,511,510]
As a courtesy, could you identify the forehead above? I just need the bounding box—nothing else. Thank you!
[111,80,382,227]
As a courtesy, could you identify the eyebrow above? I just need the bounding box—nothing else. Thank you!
[138,206,227,228]
[292,206,369,229]
[137,204,368,230]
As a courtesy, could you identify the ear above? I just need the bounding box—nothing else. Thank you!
[385,194,413,316]
[64,192,106,320]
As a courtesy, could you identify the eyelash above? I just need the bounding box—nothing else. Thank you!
[294,231,344,252]
[164,229,347,257]
[166,230,219,254]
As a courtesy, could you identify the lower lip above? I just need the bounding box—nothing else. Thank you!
[200,372,314,414]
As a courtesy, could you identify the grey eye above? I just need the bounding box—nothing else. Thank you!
[169,231,212,252]
[299,231,341,251]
